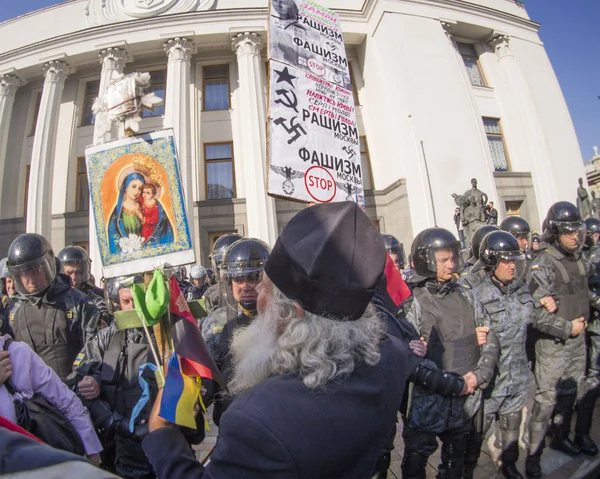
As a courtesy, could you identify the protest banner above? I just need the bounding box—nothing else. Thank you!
[85,129,195,277]
[269,0,351,88]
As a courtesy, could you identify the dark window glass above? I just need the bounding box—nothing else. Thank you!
[203,65,230,111]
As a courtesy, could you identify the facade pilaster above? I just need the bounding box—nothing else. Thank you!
[164,37,194,232]
[488,33,556,216]
[27,60,71,237]
[231,32,278,245]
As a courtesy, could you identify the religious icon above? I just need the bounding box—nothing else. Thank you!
[86,130,194,277]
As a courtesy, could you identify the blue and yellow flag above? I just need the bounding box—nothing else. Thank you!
[159,352,200,429]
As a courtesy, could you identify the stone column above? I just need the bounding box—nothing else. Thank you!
[0,74,24,209]
[164,38,194,230]
[89,48,129,280]
[27,60,70,237]
[488,34,557,217]
[231,32,278,245]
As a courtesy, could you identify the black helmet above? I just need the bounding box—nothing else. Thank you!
[500,217,531,236]
[381,234,405,269]
[206,268,216,285]
[411,227,462,279]
[104,275,142,314]
[471,225,500,259]
[584,217,600,250]
[544,201,585,253]
[211,233,243,272]
[57,245,90,287]
[7,233,57,296]
[479,231,526,281]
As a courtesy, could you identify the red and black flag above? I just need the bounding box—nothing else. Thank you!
[384,253,411,306]
[169,277,225,388]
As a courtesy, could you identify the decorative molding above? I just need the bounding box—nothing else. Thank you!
[0,74,25,97]
[488,34,512,59]
[164,37,194,62]
[42,60,71,84]
[231,32,263,58]
[98,47,130,70]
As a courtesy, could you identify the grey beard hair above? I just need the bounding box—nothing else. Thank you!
[228,286,385,396]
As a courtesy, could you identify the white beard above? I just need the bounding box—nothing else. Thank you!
[228,309,279,396]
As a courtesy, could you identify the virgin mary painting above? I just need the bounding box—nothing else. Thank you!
[108,162,174,254]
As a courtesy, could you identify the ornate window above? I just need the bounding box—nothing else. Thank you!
[202,65,230,111]
[483,118,510,172]
[457,42,487,87]
[81,80,100,126]
[360,136,374,190]
[76,157,89,211]
[142,70,167,118]
[204,142,236,200]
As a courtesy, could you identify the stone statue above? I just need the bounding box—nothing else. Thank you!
[577,177,592,219]
[452,178,488,251]
[594,146,599,157]
[592,191,600,219]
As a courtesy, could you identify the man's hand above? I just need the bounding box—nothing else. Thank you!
[87,453,101,467]
[149,388,171,433]
[462,372,478,395]
[571,317,586,337]
[78,376,101,400]
[0,351,12,385]
[540,296,557,313]
[476,326,489,346]
[409,338,428,358]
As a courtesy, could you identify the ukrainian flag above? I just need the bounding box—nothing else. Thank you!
[159,352,200,429]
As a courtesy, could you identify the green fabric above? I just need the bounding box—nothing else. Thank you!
[188,299,207,319]
[122,212,141,236]
[114,309,144,330]
[146,269,170,324]
[131,283,152,326]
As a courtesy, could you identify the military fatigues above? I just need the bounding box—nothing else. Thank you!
[204,283,224,313]
[402,280,499,478]
[80,282,110,329]
[200,305,238,358]
[75,324,157,479]
[526,243,598,454]
[458,259,486,289]
[471,274,534,465]
[11,274,99,382]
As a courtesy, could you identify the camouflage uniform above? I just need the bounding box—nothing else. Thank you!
[402,279,499,478]
[200,304,238,359]
[471,273,534,465]
[525,243,600,455]
[80,282,110,329]
[204,283,224,313]
[458,259,486,289]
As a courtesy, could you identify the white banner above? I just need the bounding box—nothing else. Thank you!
[269,0,351,88]
[268,60,363,204]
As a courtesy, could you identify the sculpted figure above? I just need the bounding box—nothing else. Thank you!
[577,177,592,219]
[452,178,488,250]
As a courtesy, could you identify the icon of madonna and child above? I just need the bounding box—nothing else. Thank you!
[104,154,176,255]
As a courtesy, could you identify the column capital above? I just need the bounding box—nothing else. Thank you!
[42,60,72,84]
[0,74,25,97]
[488,34,512,59]
[98,47,129,70]
[440,21,453,36]
[164,37,194,62]
[231,32,263,57]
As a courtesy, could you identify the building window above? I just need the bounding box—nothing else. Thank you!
[360,136,374,190]
[483,118,510,172]
[81,80,100,126]
[142,70,167,118]
[205,142,236,200]
[24,165,31,216]
[74,241,89,252]
[457,42,486,87]
[505,200,523,217]
[203,65,230,111]
[30,92,42,136]
[76,157,89,211]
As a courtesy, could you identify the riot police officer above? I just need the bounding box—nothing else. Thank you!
[459,224,499,287]
[500,216,531,253]
[186,265,208,301]
[402,227,499,479]
[204,233,243,313]
[203,238,270,425]
[470,231,534,479]
[583,217,600,263]
[7,234,100,382]
[525,202,600,477]
[58,246,109,329]
[382,234,405,271]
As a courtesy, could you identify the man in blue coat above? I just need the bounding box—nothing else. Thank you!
[142,201,410,478]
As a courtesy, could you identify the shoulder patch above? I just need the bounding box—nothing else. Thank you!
[531,265,539,270]
[66,310,73,319]
[73,352,85,366]
[213,325,224,334]
[9,313,14,321]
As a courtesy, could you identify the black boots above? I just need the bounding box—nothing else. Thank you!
[501,461,523,479]
[549,393,581,456]
[525,452,542,479]
[574,435,599,456]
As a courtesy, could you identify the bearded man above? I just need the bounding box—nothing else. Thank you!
[142,202,409,478]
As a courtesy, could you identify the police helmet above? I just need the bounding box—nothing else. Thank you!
[544,201,585,253]
[584,217,600,250]
[411,227,462,278]
[381,234,405,269]
[210,233,243,271]
[104,276,142,314]
[57,245,91,287]
[471,225,500,260]
[7,233,57,296]
[500,217,531,251]
[206,268,216,285]
[190,265,207,280]
[479,231,526,281]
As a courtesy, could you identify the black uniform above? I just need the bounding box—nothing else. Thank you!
[81,282,110,329]
[185,284,207,301]
[11,274,100,382]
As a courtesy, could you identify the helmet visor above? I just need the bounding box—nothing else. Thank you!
[557,221,586,253]
[425,242,463,279]
[9,253,56,296]
[495,252,526,283]
[61,260,90,288]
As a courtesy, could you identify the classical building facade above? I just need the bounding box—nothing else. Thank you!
[0,0,585,278]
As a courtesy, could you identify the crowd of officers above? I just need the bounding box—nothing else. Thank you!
[0,198,599,479]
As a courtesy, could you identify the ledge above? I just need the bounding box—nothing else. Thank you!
[493,171,532,179]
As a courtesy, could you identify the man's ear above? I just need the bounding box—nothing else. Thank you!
[293,302,303,319]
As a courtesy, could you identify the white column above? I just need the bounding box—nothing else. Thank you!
[488,34,557,218]
[164,37,194,229]
[231,32,278,245]
[89,48,129,280]
[0,74,24,204]
[27,60,70,237]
